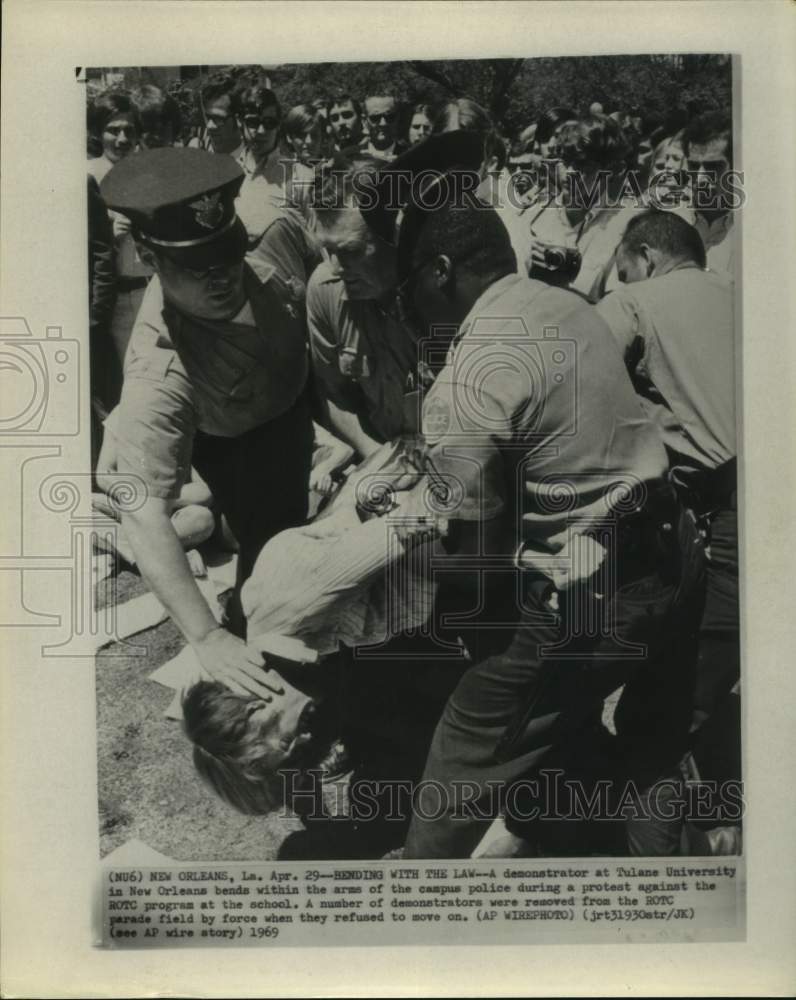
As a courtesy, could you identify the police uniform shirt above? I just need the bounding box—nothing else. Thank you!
[113,261,308,501]
[244,202,321,289]
[307,260,420,442]
[597,265,736,473]
[421,273,669,557]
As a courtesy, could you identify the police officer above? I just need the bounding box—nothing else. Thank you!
[100,148,314,697]
[394,193,705,859]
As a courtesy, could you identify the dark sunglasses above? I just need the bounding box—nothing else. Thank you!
[242,114,280,131]
[367,112,396,125]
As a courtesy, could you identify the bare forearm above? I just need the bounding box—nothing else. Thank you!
[121,508,218,642]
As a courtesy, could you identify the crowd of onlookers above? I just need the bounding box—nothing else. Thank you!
[87,76,736,427]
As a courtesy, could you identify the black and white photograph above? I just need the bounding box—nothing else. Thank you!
[2,0,795,992]
[88,54,741,865]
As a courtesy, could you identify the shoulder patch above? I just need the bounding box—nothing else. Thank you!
[246,258,277,286]
[125,345,180,383]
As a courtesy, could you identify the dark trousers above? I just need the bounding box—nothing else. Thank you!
[191,392,314,635]
[403,508,705,859]
[695,507,740,717]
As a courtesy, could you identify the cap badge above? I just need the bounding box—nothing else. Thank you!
[189,191,224,230]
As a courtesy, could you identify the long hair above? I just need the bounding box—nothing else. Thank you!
[183,681,301,815]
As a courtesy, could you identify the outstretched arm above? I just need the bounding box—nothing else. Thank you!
[121,496,283,700]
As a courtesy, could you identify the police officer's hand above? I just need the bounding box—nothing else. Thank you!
[309,463,335,497]
[192,627,286,699]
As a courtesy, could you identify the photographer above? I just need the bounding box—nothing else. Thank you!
[526,114,637,301]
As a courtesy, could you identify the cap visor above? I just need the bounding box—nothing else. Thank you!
[149,216,248,270]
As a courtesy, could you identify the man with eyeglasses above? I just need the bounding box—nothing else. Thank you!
[227,82,321,287]
[682,111,736,280]
[100,148,313,703]
[363,95,407,162]
[327,94,364,152]
[195,75,245,157]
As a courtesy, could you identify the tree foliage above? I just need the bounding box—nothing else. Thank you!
[106,54,732,138]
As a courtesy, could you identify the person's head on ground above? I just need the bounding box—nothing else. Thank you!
[312,153,397,300]
[183,677,321,815]
[101,147,249,320]
[615,208,706,284]
[89,89,141,164]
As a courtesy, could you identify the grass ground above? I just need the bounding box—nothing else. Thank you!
[95,569,303,861]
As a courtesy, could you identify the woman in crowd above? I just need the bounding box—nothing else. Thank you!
[282,103,327,166]
[87,89,140,184]
[87,90,152,370]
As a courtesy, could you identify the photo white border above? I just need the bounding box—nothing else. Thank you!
[1,1,794,995]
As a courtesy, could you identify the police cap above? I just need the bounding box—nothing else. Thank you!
[359,130,485,246]
[100,147,248,269]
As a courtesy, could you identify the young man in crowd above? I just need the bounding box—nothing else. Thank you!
[526,114,638,301]
[682,111,736,279]
[195,73,244,156]
[327,94,364,151]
